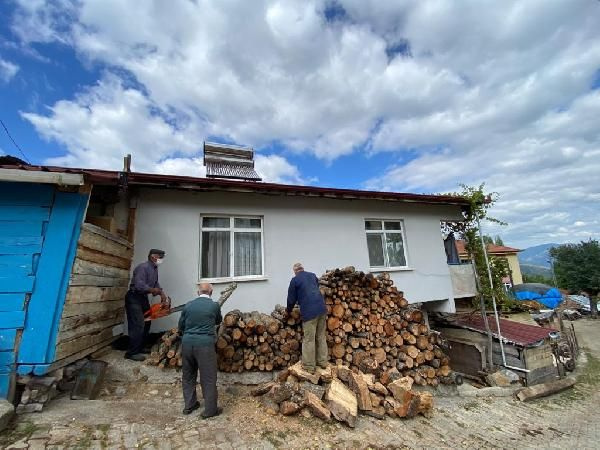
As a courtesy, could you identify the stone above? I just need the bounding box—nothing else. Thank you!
[28,439,49,450]
[280,401,301,416]
[303,391,331,421]
[487,369,520,387]
[148,390,159,395]
[0,400,15,432]
[300,381,326,400]
[336,365,353,383]
[6,439,28,449]
[115,386,127,397]
[16,403,43,414]
[289,362,321,385]
[380,368,401,386]
[387,377,414,401]
[348,371,372,411]
[369,382,389,396]
[325,379,358,428]
[251,381,277,396]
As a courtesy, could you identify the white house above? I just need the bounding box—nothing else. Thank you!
[118,175,470,330]
[1,162,471,333]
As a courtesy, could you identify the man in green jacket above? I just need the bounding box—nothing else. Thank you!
[178,283,223,417]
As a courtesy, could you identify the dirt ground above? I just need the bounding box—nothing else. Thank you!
[2,318,600,449]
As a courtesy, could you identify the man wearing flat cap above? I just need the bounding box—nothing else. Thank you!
[125,249,168,361]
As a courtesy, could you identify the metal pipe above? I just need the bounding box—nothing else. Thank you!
[476,216,530,373]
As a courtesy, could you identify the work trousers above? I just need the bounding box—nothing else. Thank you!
[125,291,151,357]
[302,313,328,371]
[182,343,218,415]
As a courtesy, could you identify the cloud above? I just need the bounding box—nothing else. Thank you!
[10,0,600,248]
[0,57,19,83]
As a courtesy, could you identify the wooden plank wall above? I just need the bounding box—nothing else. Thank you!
[53,223,133,366]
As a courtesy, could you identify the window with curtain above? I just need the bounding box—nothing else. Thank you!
[200,216,263,279]
[365,219,408,268]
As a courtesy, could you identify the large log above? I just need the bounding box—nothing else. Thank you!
[325,378,358,427]
[516,377,576,402]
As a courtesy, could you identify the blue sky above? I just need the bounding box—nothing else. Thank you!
[1,0,599,248]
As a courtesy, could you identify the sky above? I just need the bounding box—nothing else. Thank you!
[0,0,599,249]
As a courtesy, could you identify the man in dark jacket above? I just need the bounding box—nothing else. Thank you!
[125,249,167,361]
[178,283,223,417]
[287,262,328,373]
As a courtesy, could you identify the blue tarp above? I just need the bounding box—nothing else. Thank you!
[512,283,563,309]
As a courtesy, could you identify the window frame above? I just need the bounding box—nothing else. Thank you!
[199,214,266,282]
[364,218,410,270]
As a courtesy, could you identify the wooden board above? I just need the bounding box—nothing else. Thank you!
[78,229,133,260]
[65,286,128,304]
[61,300,123,318]
[76,246,131,270]
[82,223,132,248]
[47,335,118,373]
[72,259,130,279]
[69,274,130,287]
[59,307,124,332]
[57,316,124,343]
[55,326,116,360]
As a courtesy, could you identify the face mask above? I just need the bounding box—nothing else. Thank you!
[155,258,163,265]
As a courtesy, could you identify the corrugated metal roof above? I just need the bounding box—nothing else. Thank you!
[0,164,471,207]
[453,314,552,346]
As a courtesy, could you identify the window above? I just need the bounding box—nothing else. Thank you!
[365,219,408,268]
[200,216,263,279]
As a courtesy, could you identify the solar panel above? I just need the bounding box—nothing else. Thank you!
[203,142,262,181]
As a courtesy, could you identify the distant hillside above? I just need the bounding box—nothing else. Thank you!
[520,264,553,278]
[518,243,559,268]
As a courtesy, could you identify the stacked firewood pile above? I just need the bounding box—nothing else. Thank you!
[252,361,434,426]
[217,307,302,372]
[218,267,451,387]
[146,328,183,368]
[148,268,452,389]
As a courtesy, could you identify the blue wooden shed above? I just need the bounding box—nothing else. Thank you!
[0,171,90,398]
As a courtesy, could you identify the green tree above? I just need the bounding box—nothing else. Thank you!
[550,240,600,318]
[494,235,504,246]
[522,273,554,285]
[443,184,512,310]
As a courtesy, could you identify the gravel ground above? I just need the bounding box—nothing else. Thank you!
[2,318,599,449]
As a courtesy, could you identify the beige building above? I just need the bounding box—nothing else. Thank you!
[456,240,523,287]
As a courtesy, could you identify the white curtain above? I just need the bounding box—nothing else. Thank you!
[202,231,230,278]
[234,232,262,276]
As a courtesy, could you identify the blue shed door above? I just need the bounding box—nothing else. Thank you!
[0,181,88,398]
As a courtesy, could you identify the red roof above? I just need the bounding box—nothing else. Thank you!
[455,239,520,256]
[0,164,471,207]
[453,315,552,346]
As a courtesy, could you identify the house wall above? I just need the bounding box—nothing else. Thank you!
[132,188,463,331]
[505,253,523,285]
[448,263,478,298]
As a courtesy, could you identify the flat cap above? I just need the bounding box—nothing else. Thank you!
[148,248,166,257]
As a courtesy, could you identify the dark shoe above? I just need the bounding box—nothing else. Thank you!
[183,402,201,415]
[201,407,223,419]
[318,363,329,370]
[125,353,146,362]
[140,349,151,354]
[302,365,315,374]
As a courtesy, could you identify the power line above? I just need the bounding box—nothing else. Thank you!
[0,119,31,164]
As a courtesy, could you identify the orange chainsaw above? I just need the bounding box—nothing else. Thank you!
[143,297,184,321]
